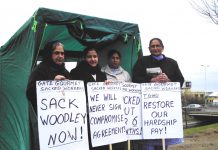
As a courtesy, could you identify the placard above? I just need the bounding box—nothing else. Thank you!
[141,82,183,139]
[122,82,143,140]
[87,82,127,147]
[36,80,89,150]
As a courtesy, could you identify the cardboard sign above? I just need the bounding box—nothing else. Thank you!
[122,82,143,140]
[87,82,127,147]
[36,81,183,148]
[141,82,183,139]
[36,80,89,150]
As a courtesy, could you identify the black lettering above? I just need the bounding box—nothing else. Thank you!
[48,133,57,146]
[69,99,78,108]
[89,94,99,101]
[41,99,48,110]
[49,98,57,109]
[58,99,66,109]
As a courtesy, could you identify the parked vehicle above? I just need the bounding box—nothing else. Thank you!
[183,104,202,111]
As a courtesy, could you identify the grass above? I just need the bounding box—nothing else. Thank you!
[184,123,218,136]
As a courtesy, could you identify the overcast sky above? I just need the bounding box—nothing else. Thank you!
[1,0,218,92]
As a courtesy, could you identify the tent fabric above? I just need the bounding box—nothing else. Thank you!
[0,7,142,150]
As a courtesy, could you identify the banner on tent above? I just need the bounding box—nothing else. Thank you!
[36,80,89,150]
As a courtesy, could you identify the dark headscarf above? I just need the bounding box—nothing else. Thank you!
[42,41,60,62]
[41,40,66,71]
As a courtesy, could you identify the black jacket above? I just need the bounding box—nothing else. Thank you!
[132,55,184,87]
[70,61,106,84]
[26,61,70,113]
[70,61,108,150]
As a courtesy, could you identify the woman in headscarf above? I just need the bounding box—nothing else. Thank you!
[26,40,70,114]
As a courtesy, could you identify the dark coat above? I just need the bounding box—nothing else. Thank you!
[26,60,70,150]
[70,61,108,150]
[132,55,184,87]
[26,61,70,113]
[70,61,106,83]
[131,55,184,149]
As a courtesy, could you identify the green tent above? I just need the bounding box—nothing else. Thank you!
[0,7,142,150]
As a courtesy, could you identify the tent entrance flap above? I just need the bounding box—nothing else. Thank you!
[0,7,142,150]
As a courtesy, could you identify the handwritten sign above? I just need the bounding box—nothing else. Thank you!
[36,80,89,150]
[122,82,143,140]
[87,82,127,147]
[141,82,183,139]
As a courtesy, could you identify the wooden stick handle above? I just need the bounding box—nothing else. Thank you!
[109,144,112,150]
[162,139,166,150]
[128,140,131,150]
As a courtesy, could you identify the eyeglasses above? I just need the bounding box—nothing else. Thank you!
[53,51,64,55]
[149,45,162,48]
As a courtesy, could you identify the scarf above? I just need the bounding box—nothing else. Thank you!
[77,61,101,75]
[152,54,164,61]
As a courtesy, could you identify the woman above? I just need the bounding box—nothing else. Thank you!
[132,38,184,150]
[26,41,70,114]
[26,41,70,150]
[133,38,184,86]
[101,49,131,82]
[70,47,108,150]
[70,47,106,84]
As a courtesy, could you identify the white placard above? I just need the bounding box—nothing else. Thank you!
[122,82,143,140]
[141,82,183,139]
[87,82,127,147]
[36,80,89,150]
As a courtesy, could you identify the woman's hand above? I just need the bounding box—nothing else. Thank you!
[54,75,66,80]
[104,80,113,85]
[151,73,171,83]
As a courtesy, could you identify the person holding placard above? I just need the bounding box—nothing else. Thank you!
[26,41,70,150]
[132,38,184,150]
[26,41,70,113]
[101,49,131,150]
[70,47,109,150]
[101,49,131,82]
[132,38,184,86]
[70,47,107,85]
